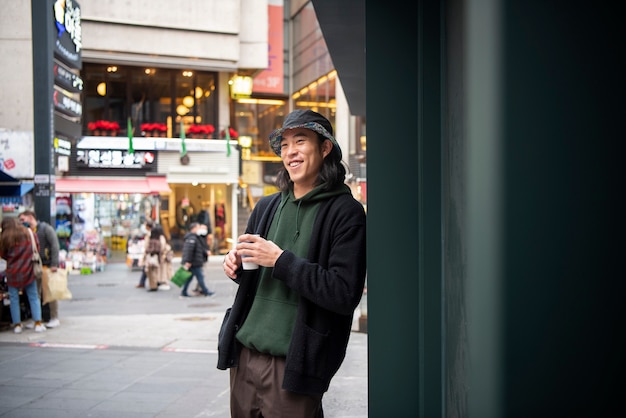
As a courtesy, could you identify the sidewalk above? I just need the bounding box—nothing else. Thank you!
[0,261,368,417]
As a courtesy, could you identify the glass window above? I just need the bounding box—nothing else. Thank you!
[293,71,336,124]
[234,99,287,156]
[82,64,218,138]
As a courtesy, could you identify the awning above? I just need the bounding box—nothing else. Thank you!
[0,182,35,197]
[55,177,171,194]
[0,170,21,186]
[146,176,171,193]
[0,170,34,197]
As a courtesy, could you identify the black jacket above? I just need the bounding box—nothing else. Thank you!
[217,191,367,396]
[181,232,207,267]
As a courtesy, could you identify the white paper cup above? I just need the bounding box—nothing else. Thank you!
[240,234,259,270]
[242,256,258,270]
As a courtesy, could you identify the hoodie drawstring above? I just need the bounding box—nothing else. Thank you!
[293,200,303,242]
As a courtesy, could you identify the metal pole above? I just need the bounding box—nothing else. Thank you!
[31,0,55,224]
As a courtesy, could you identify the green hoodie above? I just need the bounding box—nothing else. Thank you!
[236,183,352,356]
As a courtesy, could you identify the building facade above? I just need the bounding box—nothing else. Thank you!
[0,0,366,259]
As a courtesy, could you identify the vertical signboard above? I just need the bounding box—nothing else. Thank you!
[32,0,82,223]
[53,0,83,140]
[253,1,284,94]
[53,0,82,69]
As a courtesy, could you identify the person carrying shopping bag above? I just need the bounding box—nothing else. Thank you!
[0,217,47,334]
[152,224,172,290]
[144,227,163,292]
[179,222,214,297]
[19,210,62,328]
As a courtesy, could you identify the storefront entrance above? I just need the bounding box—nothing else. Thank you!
[162,183,233,255]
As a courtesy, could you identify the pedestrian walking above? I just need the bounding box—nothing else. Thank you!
[193,222,213,294]
[0,218,47,334]
[19,210,61,328]
[144,228,163,292]
[180,222,214,297]
[149,224,172,291]
[158,232,174,290]
[220,109,367,417]
[135,219,153,288]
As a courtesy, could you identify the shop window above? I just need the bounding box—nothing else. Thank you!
[292,70,336,124]
[82,64,218,138]
[234,99,287,156]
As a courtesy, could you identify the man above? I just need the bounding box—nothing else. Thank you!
[193,222,213,294]
[220,109,367,417]
[19,210,62,328]
[194,209,214,259]
[180,222,214,297]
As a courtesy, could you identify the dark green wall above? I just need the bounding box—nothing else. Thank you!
[367,0,624,417]
[366,1,421,416]
[497,2,623,416]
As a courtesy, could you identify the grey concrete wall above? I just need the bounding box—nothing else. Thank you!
[0,1,34,130]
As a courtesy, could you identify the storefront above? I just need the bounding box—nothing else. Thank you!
[55,135,171,263]
[55,176,170,251]
[156,138,240,254]
[56,134,239,260]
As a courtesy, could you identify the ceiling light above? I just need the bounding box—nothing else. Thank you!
[176,105,189,115]
[182,96,194,108]
[97,82,106,96]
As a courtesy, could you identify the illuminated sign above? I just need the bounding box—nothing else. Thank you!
[54,136,72,156]
[76,150,156,169]
[53,88,82,118]
[54,60,83,93]
[230,76,253,99]
[253,4,284,94]
[53,0,82,69]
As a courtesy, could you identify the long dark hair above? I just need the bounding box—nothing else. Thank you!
[274,133,347,192]
[150,224,165,241]
[0,217,28,251]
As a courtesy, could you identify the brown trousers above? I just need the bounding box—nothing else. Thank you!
[230,346,323,418]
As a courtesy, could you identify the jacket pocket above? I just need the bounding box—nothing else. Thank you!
[288,323,330,380]
[218,307,232,345]
[217,307,235,370]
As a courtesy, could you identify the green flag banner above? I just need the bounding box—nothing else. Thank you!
[127,117,134,154]
[180,120,187,157]
[225,126,231,157]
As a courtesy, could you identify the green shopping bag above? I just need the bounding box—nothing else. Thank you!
[171,267,193,287]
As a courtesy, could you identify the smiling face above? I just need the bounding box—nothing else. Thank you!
[279,128,333,198]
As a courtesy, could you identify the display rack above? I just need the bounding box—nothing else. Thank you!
[126,235,145,271]
[66,229,107,274]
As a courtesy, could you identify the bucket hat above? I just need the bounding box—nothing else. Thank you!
[269,109,342,159]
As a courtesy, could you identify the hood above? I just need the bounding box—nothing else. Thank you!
[278,183,352,242]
